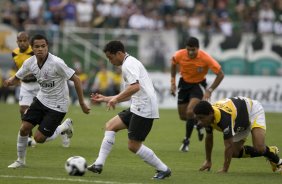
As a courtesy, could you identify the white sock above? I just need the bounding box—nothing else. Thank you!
[17,132,28,163]
[94,131,115,165]
[45,119,69,142]
[136,144,168,171]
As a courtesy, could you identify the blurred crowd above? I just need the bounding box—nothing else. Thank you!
[1,0,282,35]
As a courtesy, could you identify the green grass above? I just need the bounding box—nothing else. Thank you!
[0,102,281,184]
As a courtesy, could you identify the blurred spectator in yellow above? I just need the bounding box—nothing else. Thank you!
[112,66,122,95]
[91,64,114,97]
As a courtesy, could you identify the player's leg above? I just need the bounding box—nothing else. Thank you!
[88,114,127,174]
[177,103,190,152]
[8,121,34,168]
[127,114,170,179]
[38,109,67,143]
[252,127,282,172]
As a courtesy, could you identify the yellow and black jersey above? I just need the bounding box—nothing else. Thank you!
[209,97,253,140]
[12,46,36,82]
[12,46,34,69]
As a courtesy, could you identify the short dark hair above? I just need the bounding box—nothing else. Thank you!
[103,40,125,54]
[30,34,48,46]
[194,101,214,115]
[186,37,199,48]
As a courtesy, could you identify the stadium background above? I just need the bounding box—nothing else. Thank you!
[0,0,282,111]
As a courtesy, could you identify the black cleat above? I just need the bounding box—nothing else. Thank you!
[153,168,171,179]
[87,164,103,174]
[179,138,189,152]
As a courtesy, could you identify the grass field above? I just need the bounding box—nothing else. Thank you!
[0,102,281,184]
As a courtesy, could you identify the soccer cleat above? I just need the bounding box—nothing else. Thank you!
[197,126,204,141]
[268,146,279,172]
[87,163,103,174]
[61,132,70,148]
[27,136,36,147]
[62,118,73,139]
[179,138,189,152]
[8,160,25,169]
[153,168,171,179]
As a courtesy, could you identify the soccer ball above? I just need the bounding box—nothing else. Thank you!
[65,156,87,176]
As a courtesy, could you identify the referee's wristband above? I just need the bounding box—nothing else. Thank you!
[207,88,213,93]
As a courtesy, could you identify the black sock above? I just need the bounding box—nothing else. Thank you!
[238,145,262,158]
[185,119,196,139]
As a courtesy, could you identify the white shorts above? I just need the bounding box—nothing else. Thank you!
[19,82,40,106]
[233,100,266,142]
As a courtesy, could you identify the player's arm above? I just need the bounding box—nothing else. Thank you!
[3,76,20,87]
[107,82,140,110]
[203,70,224,100]
[218,137,233,173]
[170,57,177,96]
[70,74,90,114]
[200,126,213,171]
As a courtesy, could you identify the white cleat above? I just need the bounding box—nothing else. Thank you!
[61,132,70,148]
[64,118,73,139]
[8,160,25,169]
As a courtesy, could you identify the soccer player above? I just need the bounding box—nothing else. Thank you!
[4,34,90,168]
[193,96,282,173]
[170,37,224,152]
[87,40,171,179]
[12,32,38,147]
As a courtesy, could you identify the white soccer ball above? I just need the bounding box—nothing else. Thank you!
[65,156,87,176]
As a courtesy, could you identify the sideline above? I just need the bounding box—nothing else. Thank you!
[0,175,144,184]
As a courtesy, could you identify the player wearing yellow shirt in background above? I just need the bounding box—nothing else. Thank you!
[12,32,38,147]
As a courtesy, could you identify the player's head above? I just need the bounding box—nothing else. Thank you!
[17,32,30,52]
[186,37,199,59]
[193,101,214,127]
[103,40,126,66]
[30,34,49,60]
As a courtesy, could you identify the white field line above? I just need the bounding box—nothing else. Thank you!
[0,175,144,184]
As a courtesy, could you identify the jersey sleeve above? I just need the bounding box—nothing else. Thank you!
[56,59,75,80]
[122,61,139,85]
[202,51,221,74]
[15,59,30,79]
[217,111,234,140]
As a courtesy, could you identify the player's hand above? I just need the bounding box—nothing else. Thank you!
[3,79,12,87]
[170,84,176,97]
[91,93,106,103]
[203,91,212,101]
[106,98,118,111]
[80,102,90,114]
[199,160,211,171]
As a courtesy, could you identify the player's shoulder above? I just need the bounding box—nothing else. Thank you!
[174,49,187,56]
[48,53,65,64]
[12,47,20,56]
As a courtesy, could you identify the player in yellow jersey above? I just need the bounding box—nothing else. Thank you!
[193,96,282,173]
[12,32,38,147]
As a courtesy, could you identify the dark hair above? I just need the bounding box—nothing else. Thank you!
[186,37,199,48]
[194,101,214,115]
[103,40,125,54]
[30,34,48,46]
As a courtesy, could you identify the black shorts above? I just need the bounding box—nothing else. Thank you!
[22,97,66,137]
[177,78,207,104]
[118,108,153,141]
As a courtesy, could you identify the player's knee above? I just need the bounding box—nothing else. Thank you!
[19,127,29,136]
[128,141,140,153]
[33,135,45,143]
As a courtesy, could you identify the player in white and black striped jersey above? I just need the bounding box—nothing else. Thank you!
[4,34,90,168]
